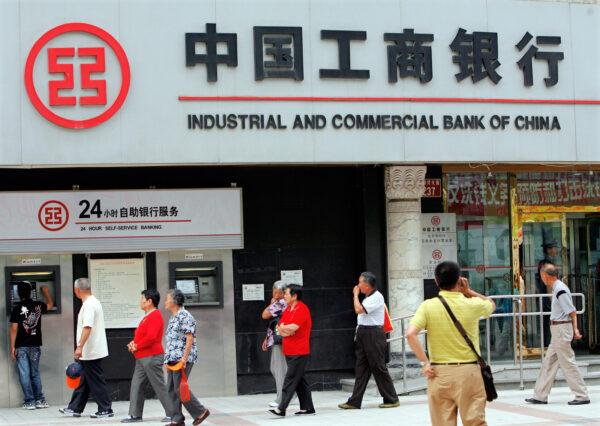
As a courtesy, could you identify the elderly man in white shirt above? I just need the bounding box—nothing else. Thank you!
[339,272,399,410]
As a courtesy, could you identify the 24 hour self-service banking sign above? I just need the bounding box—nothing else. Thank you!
[0,0,598,166]
[0,189,243,254]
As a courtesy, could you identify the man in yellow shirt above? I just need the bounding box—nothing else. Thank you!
[406,261,495,426]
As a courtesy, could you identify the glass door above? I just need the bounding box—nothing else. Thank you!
[517,212,568,357]
[586,219,600,352]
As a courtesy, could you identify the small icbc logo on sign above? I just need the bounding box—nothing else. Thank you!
[431,215,441,226]
[38,200,69,231]
[24,23,130,129]
[432,249,443,260]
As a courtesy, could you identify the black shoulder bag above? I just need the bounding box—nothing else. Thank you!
[438,295,498,402]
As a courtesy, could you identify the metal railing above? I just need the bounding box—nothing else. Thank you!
[387,293,586,393]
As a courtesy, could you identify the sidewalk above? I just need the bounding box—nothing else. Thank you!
[0,385,597,426]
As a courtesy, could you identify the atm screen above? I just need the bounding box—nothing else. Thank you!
[176,278,199,294]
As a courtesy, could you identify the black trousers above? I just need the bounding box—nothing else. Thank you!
[347,327,398,408]
[68,358,112,413]
[278,355,314,412]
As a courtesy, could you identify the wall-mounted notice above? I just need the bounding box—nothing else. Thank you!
[281,270,303,286]
[89,258,146,328]
[421,214,458,279]
[242,284,264,301]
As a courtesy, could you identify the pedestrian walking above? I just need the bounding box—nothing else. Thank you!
[59,278,114,419]
[9,281,53,410]
[164,288,210,426]
[121,289,173,423]
[261,280,297,408]
[526,263,590,405]
[338,272,399,410]
[269,284,315,417]
[406,261,495,426]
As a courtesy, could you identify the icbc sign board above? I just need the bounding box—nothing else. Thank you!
[24,23,130,129]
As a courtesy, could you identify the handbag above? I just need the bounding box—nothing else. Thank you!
[165,361,191,402]
[383,304,394,334]
[438,295,498,402]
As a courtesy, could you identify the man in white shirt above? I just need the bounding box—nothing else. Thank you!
[60,278,113,419]
[339,272,399,410]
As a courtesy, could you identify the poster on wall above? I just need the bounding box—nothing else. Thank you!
[242,284,265,301]
[421,213,458,279]
[89,258,146,328]
[281,270,303,286]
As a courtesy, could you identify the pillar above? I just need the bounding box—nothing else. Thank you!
[385,165,426,352]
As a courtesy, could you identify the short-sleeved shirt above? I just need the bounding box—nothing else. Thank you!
[280,301,311,356]
[10,300,47,348]
[165,308,198,364]
[266,299,287,348]
[410,290,495,363]
[77,295,109,360]
[358,290,385,326]
[551,280,576,321]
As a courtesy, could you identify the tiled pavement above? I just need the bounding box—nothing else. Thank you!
[0,385,598,425]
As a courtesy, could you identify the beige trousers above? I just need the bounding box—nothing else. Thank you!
[533,323,589,401]
[427,364,487,426]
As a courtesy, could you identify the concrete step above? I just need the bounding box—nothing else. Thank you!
[341,357,600,397]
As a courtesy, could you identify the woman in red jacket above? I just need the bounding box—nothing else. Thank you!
[121,289,173,423]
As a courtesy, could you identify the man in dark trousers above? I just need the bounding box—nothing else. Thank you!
[9,281,53,410]
[269,284,315,417]
[59,278,113,418]
[339,272,399,410]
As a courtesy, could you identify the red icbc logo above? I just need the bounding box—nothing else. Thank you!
[431,215,441,226]
[38,200,70,231]
[432,249,443,260]
[24,23,130,129]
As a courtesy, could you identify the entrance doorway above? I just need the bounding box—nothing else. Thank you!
[515,206,600,356]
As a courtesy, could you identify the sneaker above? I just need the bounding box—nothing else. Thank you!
[379,401,400,408]
[268,401,279,408]
[193,409,210,425]
[59,407,81,417]
[22,402,36,410]
[338,403,359,410]
[121,416,143,423]
[35,400,49,409]
[91,410,114,418]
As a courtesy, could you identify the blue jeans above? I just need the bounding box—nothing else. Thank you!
[15,346,44,404]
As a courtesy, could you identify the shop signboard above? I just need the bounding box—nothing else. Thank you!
[0,189,243,253]
[0,0,597,167]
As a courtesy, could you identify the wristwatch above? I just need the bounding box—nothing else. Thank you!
[420,361,429,367]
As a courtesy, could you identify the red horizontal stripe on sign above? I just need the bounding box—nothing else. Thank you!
[178,95,600,105]
[0,233,241,241]
[75,219,192,224]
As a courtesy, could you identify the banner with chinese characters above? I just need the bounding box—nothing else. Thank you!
[0,189,243,253]
[421,213,458,279]
[517,173,600,206]
[447,174,509,216]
